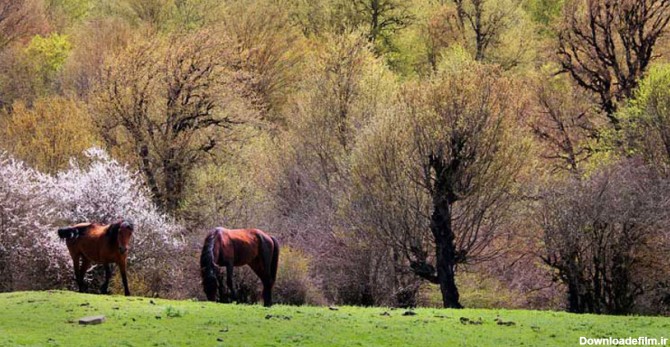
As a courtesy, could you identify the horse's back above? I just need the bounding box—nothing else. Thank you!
[218,228,278,266]
[64,223,115,262]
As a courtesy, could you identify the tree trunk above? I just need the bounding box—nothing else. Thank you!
[435,235,462,308]
[138,144,162,209]
[163,149,184,212]
[431,176,463,309]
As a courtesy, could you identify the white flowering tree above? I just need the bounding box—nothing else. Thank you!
[0,152,70,291]
[48,148,184,279]
[1,147,186,295]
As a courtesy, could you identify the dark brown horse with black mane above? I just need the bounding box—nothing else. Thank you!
[58,220,134,296]
[200,228,279,307]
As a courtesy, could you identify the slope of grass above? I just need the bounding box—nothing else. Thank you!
[0,291,668,346]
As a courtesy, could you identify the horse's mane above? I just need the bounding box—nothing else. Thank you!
[106,222,121,246]
[200,229,220,297]
[106,220,134,246]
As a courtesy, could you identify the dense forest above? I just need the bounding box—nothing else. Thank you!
[1,0,670,316]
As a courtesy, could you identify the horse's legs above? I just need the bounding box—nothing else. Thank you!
[100,264,112,294]
[216,274,225,303]
[225,264,236,303]
[71,253,82,292]
[250,261,273,307]
[118,260,130,296]
[79,258,91,293]
[261,279,273,307]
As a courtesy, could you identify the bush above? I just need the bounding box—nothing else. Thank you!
[418,271,529,309]
[47,148,185,296]
[0,151,70,291]
[0,147,186,296]
[274,246,325,306]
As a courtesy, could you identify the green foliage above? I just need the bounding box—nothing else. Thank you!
[23,33,72,96]
[222,0,305,121]
[47,0,92,28]
[524,0,564,26]
[287,31,382,162]
[25,33,71,75]
[617,64,670,171]
[435,44,475,73]
[624,64,670,123]
[169,0,224,29]
[178,123,281,227]
[282,0,341,36]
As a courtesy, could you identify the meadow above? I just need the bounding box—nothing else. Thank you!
[1,291,668,347]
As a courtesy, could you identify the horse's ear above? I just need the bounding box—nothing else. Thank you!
[121,220,134,230]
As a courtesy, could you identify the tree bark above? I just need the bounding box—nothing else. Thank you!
[430,163,463,309]
[138,144,162,209]
[163,151,184,212]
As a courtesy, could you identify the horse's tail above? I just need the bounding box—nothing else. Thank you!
[256,232,279,307]
[200,229,220,300]
[270,236,279,285]
[257,233,273,284]
[57,225,88,240]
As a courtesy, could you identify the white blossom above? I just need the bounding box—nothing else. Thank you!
[48,147,184,264]
[0,151,69,290]
[0,148,185,292]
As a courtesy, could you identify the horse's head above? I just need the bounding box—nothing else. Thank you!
[117,220,134,254]
[203,271,218,301]
[201,230,220,301]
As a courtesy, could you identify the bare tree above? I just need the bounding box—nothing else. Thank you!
[538,160,670,314]
[557,0,670,128]
[92,30,244,212]
[351,0,413,50]
[352,62,527,308]
[452,0,518,61]
[423,0,533,70]
[0,0,47,50]
[531,78,601,175]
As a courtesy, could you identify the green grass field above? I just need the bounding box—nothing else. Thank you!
[0,291,668,346]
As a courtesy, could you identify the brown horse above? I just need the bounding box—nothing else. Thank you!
[200,227,279,307]
[57,220,134,296]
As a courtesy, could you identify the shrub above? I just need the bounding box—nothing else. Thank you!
[274,246,325,306]
[48,148,183,251]
[0,151,70,291]
[46,147,185,296]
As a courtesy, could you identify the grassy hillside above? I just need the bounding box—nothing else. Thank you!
[0,291,668,347]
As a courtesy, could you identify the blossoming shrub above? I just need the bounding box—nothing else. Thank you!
[47,148,185,296]
[0,152,70,291]
[0,148,186,296]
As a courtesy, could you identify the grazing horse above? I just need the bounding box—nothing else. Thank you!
[57,220,134,296]
[200,227,279,307]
